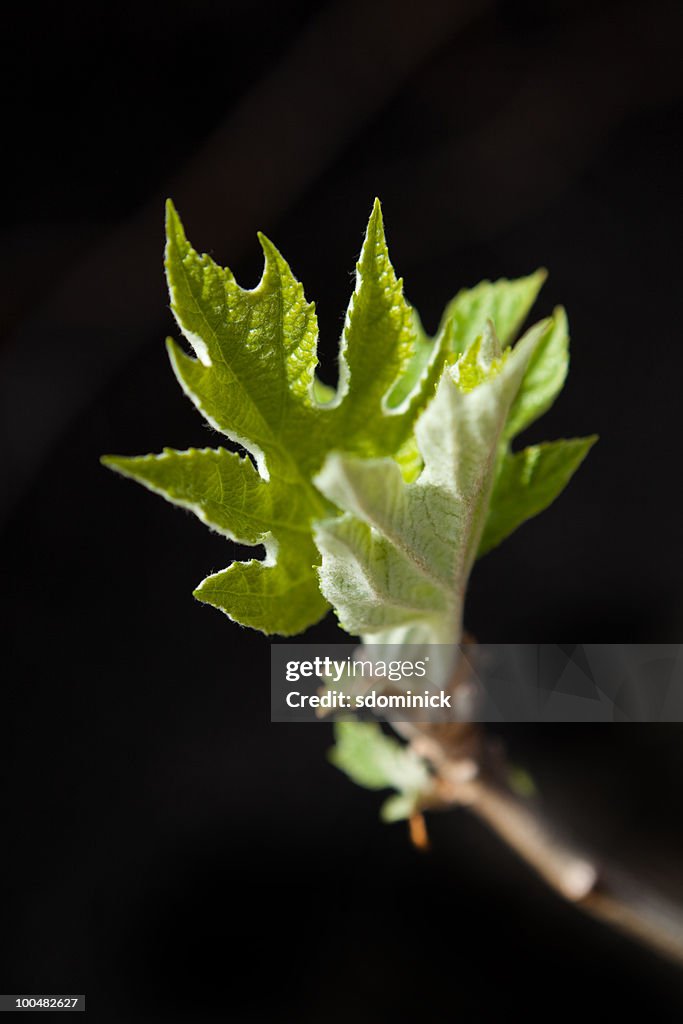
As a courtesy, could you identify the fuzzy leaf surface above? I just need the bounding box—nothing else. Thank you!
[103,200,446,633]
[314,321,551,648]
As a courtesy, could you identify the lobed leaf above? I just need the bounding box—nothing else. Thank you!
[104,200,594,642]
[103,200,447,633]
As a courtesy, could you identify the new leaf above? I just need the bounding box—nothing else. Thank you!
[394,277,595,557]
[481,307,596,554]
[329,721,430,822]
[314,319,594,657]
[103,200,445,634]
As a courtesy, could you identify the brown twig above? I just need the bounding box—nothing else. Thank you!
[401,719,683,967]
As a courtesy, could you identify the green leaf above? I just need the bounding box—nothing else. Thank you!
[314,320,551,649]
[478,436,597,556]
[388,270,548,476]
[477,307,596,556]
[386,308,433,406]
[504,305,570,441]
[438,269,547,356]
[104,200,593,643]
[380,793,420,823]
[103,199,447,634]
[101,447,326,634]
[329,721,430,819]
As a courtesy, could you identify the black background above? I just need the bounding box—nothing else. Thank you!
[2,1,683,1018]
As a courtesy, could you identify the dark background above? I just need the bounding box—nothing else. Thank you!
[2,0,683,1018]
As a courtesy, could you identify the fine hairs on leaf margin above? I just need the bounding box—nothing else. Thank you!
[102,198,594,645]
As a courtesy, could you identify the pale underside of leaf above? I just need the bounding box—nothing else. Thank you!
[314,321,552,650]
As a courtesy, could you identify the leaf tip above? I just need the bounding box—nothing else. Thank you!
[100,454,127,474]
[256,230,282,266]
[100,453,155,483]
[550,304,569,334]
[164,197,183,238]
[369,196,384,230]
[362,197,386,253]
[192,578,214,606]
[165,335,183,366]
